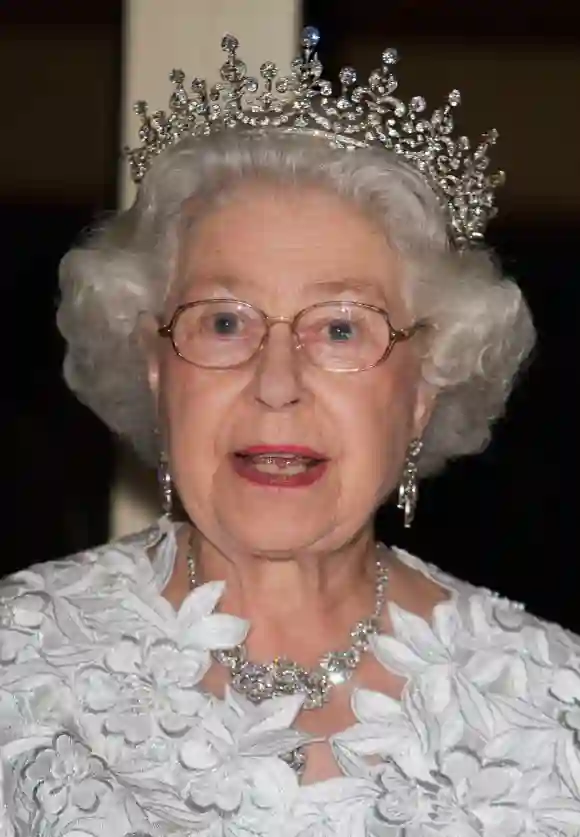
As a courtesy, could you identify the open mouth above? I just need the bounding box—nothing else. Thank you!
[231,447,328,487]
[235,452,323,474]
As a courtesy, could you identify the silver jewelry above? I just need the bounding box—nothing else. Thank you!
[397,439,423,529]
[187,543,389,709]
[158,453,174,515]
[125,27,503,248]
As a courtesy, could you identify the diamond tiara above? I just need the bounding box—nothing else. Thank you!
[125,26,505,248]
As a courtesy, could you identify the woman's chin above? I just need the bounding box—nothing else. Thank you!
[215,507,336,556]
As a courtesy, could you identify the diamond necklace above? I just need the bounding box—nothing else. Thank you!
[186,540,389,709]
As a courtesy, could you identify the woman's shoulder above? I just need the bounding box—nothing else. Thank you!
[0,521,166,600]
[383,545,580,708]
[392,544,580,647]
[0,522,175,670]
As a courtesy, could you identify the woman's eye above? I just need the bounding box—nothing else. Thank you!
[326,320,356,341]
[209,313,241,335]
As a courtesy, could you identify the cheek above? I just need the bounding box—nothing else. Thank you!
[160,363,246,521]
[160,360,240,459]
[333,361,419,485]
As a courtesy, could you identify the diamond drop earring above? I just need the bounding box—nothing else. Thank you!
[158,453,173,516]
[397,439,423,529]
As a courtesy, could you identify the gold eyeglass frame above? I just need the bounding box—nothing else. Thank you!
[158,299,425,373]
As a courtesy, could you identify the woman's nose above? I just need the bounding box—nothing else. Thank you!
[252,322,302,409]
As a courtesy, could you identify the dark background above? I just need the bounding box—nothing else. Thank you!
[1,1,121,569]
[1,1,579,629]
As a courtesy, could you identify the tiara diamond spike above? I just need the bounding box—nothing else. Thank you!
[125,26,504,247]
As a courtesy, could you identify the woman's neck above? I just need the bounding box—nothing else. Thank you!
[178,525,382,664]
[197,528,375,609]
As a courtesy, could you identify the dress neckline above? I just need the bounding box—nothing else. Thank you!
[140,515,465,648]
[127,517,471,789]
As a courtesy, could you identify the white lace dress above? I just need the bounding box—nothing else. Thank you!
[1,518,580,836]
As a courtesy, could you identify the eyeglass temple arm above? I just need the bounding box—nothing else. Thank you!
[396,320,429,340]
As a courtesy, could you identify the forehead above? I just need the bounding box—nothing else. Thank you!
[177,182,402,305]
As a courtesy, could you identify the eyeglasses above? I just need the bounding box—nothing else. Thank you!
[158,299,424,373]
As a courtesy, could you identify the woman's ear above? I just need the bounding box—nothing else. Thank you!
[136,312,161,400]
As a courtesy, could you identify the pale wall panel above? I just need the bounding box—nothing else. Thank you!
[112,0,300,537]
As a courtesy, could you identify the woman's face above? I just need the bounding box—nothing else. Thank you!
[149,182,433,558]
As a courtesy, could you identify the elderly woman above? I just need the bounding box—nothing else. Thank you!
[2,28,579,837]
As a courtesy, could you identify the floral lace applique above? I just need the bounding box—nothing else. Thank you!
[1,525,580,836]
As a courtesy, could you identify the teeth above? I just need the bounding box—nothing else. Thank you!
[254,455,306,466]
[244,454,314,474]
[252,459,309,475]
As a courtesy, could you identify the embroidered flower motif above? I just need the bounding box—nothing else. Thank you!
[550,666,580,727]
[20,732,112,822]
[337,697,547,835]
[180,688,307,815]
[373,592,553,743]
[372,599,463,715]
[294,776,380,837]
[76,581,246,746]
[364,748,580,837]
[165,579,248,651]
[0,585,50,662]
[498,768,580,835]
[484,692,580,800]
[77,636,209,744]
[463,594,557,702]
[334,689,440,782]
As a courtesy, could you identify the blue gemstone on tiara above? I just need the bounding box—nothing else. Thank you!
[301,26,321,49]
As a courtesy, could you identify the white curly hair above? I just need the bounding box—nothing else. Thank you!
[57,131,535,477]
